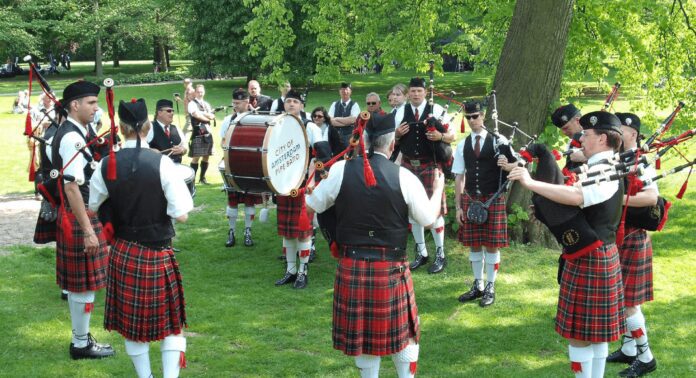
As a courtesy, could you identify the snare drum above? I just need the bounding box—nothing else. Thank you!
[223,113,308,195]
[175,163,196,197]
[218,160,233,192]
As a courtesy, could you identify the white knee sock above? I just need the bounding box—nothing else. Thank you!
[626,309,654,363]
[392,343,419,378]
[161,335,187,378]
[355,354,381,378]
[284,238,298,274]
[620,331,637,356]
[485,251,501,284]
[298,239,311,272]
[411,222,427,257]
[226,206,238,229]
[568,344,593,378]
[68,291,95,348]
[244,205,255,228]
[591,342,608,378]
[125,340,152,378]
[430,216,445,255]
[469,251,484,286]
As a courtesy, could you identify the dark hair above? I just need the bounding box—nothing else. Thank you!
[311,106,330,125]
[596,129,623,152]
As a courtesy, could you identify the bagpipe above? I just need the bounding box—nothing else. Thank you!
[425,60,454,164]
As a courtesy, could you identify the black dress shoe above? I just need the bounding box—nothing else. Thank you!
[69,333,115,360]
[479,282,495,307]
[410,254,429,271]
[607,345,637,364]
[61,291,68,301]
[293,272,308,289]
[427,250,446,274]
[199,178,209,185]
[277,254,287,261]
[619,358,657,377]
[458,280,484,302]
[243,227,254,247]
[225,229,235,247]
[275,272,297,286]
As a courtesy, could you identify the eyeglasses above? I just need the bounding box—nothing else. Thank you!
[366,102,378,106]
[464,114,480,120]
[312,114,324,119]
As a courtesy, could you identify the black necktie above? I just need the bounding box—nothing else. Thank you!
[474,135,481,158]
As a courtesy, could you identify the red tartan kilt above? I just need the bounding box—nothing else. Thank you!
[276,195,312,239]
[56,209,109,292]
[33,216,56,244]
[618,227,653,306]
[457,193,509,248]
[556,243,626,342]
[104,238,186,342]
[227,191,263,207]
[333,258,419,356]
[401,160,447,216]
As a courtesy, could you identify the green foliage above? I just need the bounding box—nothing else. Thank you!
[0,7,38,57]
[507,202,529,226]
[83,71,186,85]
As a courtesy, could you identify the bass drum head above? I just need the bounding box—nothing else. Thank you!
[263,114,308,195]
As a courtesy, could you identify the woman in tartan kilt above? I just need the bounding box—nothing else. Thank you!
[307,112,444,377]
[604,113,658,377]
[89,99,193,378]
[509,111,628,378]
[274,90,320,290]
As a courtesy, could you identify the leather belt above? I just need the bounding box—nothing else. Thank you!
[342,247,407,262]
[405,157,432,167]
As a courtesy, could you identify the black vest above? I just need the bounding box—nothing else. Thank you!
[399,103,433,159]
[101,148,174,245]
[150,120,183,163]
[463,133,504,195]
[39,122,59,174]
[273,98,285,113]
[51,120,96,203]
[335,154,409,249]
[581,180,624,243]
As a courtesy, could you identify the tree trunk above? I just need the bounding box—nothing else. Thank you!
[165,45,171,70]
[112,43,120,68]
[159,42,168,72]
[491,0,574,247]
[94,0,103,77]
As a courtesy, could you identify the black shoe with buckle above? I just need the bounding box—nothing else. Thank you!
[410,245,429,270]
[458,280,484,303]
[607,336,637,364]
[428,249,446,274]
[619,358,657,377]
[243,227,254,247]
[225,229,235,247]
[479,282,495,307]
[69,333,115,360]
[275,271,297,286]
[293,272,308,289]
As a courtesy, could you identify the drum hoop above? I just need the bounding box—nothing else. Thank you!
[223,118,240,192]
[263,113,309,195]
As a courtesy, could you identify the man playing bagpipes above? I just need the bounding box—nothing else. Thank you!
[219,89,263,248]
[305,112,445,378]
[605,113,658,377]
[89,99,193,378]
[394,77,454,274]
[49,81,115,360]
[552,103,587,172]
[508,111,627,378]
[454,101,513,307]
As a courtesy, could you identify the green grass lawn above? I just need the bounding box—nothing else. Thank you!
[0,65,694,377]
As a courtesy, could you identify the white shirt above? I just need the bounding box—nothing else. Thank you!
[49,116,94,184]
[188,98,211,118]
[451,129,493,175]
[328,99,361,118]
[30,105,55,128]
[269,97,285,114]
[306,121,325,146]
[393,101,445,129]
[306,152,436,227]
[89,140,193,219]
[219,113,239,140]
[580,150,620,208]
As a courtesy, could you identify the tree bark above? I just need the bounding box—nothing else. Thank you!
[94,0,103,77]
[491,0,575,247]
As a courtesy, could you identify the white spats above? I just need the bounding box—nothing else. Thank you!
[125,340,152,378]
[68,291,95,348]
[161,335,186,378]
[355,354,381,378]
[392,343,419,378]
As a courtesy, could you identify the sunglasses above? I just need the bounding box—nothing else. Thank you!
[464,114,480,120]
[160,109,174,113]
[366,102,378,106]
[312,114,324,119]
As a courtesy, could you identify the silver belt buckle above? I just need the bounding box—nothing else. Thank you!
[410,159,421,167]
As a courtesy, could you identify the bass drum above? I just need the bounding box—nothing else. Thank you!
[174,163,196,198]
[223,113,308,195]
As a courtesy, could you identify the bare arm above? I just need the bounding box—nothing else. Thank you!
[65,182,99,254]
[175,214,188,223]
[454,173,465,225]
[508,166,584,206]
[331,116,357,127]
[625,187,658,207]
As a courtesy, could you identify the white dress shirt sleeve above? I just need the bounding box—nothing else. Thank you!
[160,156,194,218]
[328,102,336,118]
[451,139,466,175]
[60,131,88,184]
[305,160,345,213]
[400,168,436,226]
[580,163,620,208]
[350,102,361,117]
[88,160,108,212]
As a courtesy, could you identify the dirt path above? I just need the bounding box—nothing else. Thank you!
[0,194,51,254]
